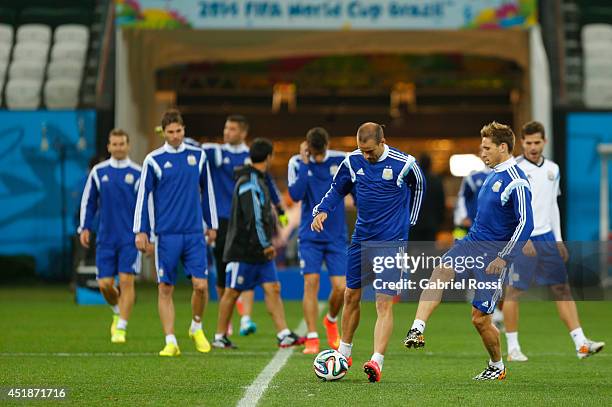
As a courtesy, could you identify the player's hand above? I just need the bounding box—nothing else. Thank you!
[300,141,310,164]
[263,246,276,260]
[311,212,328,233]
[461,218,472,228]
[557,241,569,262]
[145,242,154,256]
[206,229,217,245]
[79,230,90,249]
[135,232,150,253]
[522,239,537,257]
[485,256,507,274]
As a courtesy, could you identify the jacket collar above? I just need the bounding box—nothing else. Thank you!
[164,142,186,153]
[493,156,516,173]
[109,157,131,168]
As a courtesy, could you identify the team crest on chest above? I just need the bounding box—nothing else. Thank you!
[124,173,134,184]
[223,157,231,165]
[382,167,393,180]
[244,157,251,165]
[330,165,338,176]
[547,170,555,180]
[491,180,502,192]
[187,154,197,166]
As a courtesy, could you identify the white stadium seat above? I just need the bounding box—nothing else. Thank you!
[582,24,612,45]
[47,59,83,81]
[0,59,7,78]
[50,42,86,62]
[5,78,42,110]
[44,78,80,109]
[16,24,52,44]
[0,24,13,45]
[0,43,11,61]
[8,59,46,81]
[54,25,89,46]
[12,41,49,62]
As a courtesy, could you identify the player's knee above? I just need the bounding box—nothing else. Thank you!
[98,279,114,292]
[375,297,393,315]
[550,284,572,300]
[471,313,488,330]
[432,266,454,282]
[344,289,360,306]
[264,282,281,297]
[158,283,173,297]
[303,276,319,293]
[192,280,207,294]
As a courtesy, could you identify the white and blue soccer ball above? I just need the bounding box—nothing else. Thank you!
[313,349,349,381]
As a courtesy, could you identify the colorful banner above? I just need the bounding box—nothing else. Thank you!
[116,0,537,30]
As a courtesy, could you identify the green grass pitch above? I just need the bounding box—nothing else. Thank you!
[1,285,611,406]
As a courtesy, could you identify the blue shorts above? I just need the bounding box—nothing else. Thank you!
[96,242,141,279]
[298,239,347,277]
[225,261,278,292]
[442,240,507,314]
[509,231,567,290]
[155,233,208,285]
[346,241,409,295]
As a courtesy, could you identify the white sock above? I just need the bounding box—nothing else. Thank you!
[111,305,120,315]
[241,315,251,326]
[338,341,353,358]
[117,319,128,330]
[489,358,504,370]
[411,319,426,333]
[307,332,319,339]
[165,334,177,346]
[505,331,520,351]
[190,319,202,333]
[371,352,384,370]
[326,313,337,323]
[214,333,224,340]
[570,327,587,349]
[277,328,291,339]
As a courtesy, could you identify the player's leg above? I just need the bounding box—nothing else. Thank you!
[323,240,347,350]
[471,306,506,380]
[214,283,240,349]
[112,245,140,343]
[338,243,362,365]
[503,285,528,361]
[259,261,302,347]
[213,219,228,302]
[299,240,324,353]
[156,234,182,356]
[95,244,120,338]
[363,293,394,382]
[238,290,257,336]
[405,264,454,348]
[184,233,211,353]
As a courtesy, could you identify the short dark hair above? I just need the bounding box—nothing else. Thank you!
[226,114,249,133]
[306,127,329,153]
[480,121,515,152]
[108,128,129,143]
[161,108,184,130]
[521,121,546,139]
[250,138,273,163]
[357,122,384,143]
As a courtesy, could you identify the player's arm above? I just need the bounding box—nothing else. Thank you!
[78,169,100,248]
[491,182,534,272]
[403,160,426,226]
[550,170,569,261]
[238,179,274,258]
[199,155,218,243]
[287,155,308,202]
[134,157,156,252]
[311,157,353,232]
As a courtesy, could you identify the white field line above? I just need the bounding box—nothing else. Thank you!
[236,303,325,407]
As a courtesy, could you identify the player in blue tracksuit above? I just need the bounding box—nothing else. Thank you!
[405,121,534,381]
[79,129,141,344]
[288,127,347,355]
[134,109,218,357]
[312,122,425,382]
[202,114,285,336]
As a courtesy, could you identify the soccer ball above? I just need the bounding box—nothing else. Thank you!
[313,349,349,381]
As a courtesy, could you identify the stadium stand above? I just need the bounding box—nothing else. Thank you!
[0,0,98,109]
